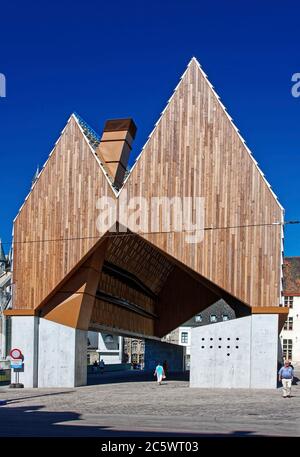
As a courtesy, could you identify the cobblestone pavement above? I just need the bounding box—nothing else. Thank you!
[0,371,299,437]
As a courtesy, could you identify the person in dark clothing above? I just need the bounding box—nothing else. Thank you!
[163,360,168,377]
[99,359,105,374]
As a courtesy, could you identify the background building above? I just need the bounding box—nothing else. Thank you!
[123,337,145,367]
[280,257,300,367]
[163,300,236,369]
[87,331,123,366]
[0,240,12,360]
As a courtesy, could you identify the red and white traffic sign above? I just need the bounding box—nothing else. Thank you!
[10,348,23,360]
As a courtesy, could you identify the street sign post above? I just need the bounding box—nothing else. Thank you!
[9,348,24,388]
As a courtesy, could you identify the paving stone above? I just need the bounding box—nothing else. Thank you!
[0,370,299,436]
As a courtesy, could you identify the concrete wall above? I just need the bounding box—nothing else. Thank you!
[144,339,185,372]
[38,318,87,388]
[250,314,278,388]
[190,314,279,389]
[11,316,87,388]
[74,328,88,387]
[11,316,39,387]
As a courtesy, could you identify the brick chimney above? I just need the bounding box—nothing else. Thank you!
[96,118,137,189]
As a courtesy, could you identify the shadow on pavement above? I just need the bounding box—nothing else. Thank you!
[0,390,75,404]
[87,370,189,386]
[0,403,266,437]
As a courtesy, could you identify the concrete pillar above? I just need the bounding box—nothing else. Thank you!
[38,318,87,388]
[118,336,123,363]
[250,314,278,388]
[10,316,87,388]
[10,316,39,387]
[190,314,279,389]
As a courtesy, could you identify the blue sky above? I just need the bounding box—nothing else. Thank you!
[0,0,299,255]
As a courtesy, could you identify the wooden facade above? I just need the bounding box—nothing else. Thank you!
[10,58,284,337]
[124,59,283,309]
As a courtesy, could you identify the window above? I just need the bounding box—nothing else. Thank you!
[210,314,217,323]
[139,354,144,365]
[283,317,293,331]
[282,339,293,360]
[222,314,229,321]
[181,332,188,344]
[132,354,138,363]
[195,315,202,323]
[132,340,138,353]
[284,296,294,308]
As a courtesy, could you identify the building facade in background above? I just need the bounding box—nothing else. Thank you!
[280,257,300,366]
[163,300,236,369]
[123,337,145,367]
[0,241,12,360]
[87,331,123,365]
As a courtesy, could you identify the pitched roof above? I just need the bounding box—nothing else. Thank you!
[283,257,300,295]
[122,57,283,210]
[73,113,120,191]
[73,112,101,149]
[182,299,235,327]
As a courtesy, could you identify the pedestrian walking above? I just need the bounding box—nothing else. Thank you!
[99,359,105,374]
[278,360,294,398]
[154,362,165,385]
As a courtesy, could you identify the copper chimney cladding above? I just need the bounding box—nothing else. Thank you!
[96,118,137,189]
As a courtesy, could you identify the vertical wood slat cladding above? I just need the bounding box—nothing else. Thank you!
[98,271,155,316]
[91,235,172,336]
[13,117,115,310]
[91,298,155,336]
[105,235,174,295]
[13,58,283,318]
[124,59,283,308]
